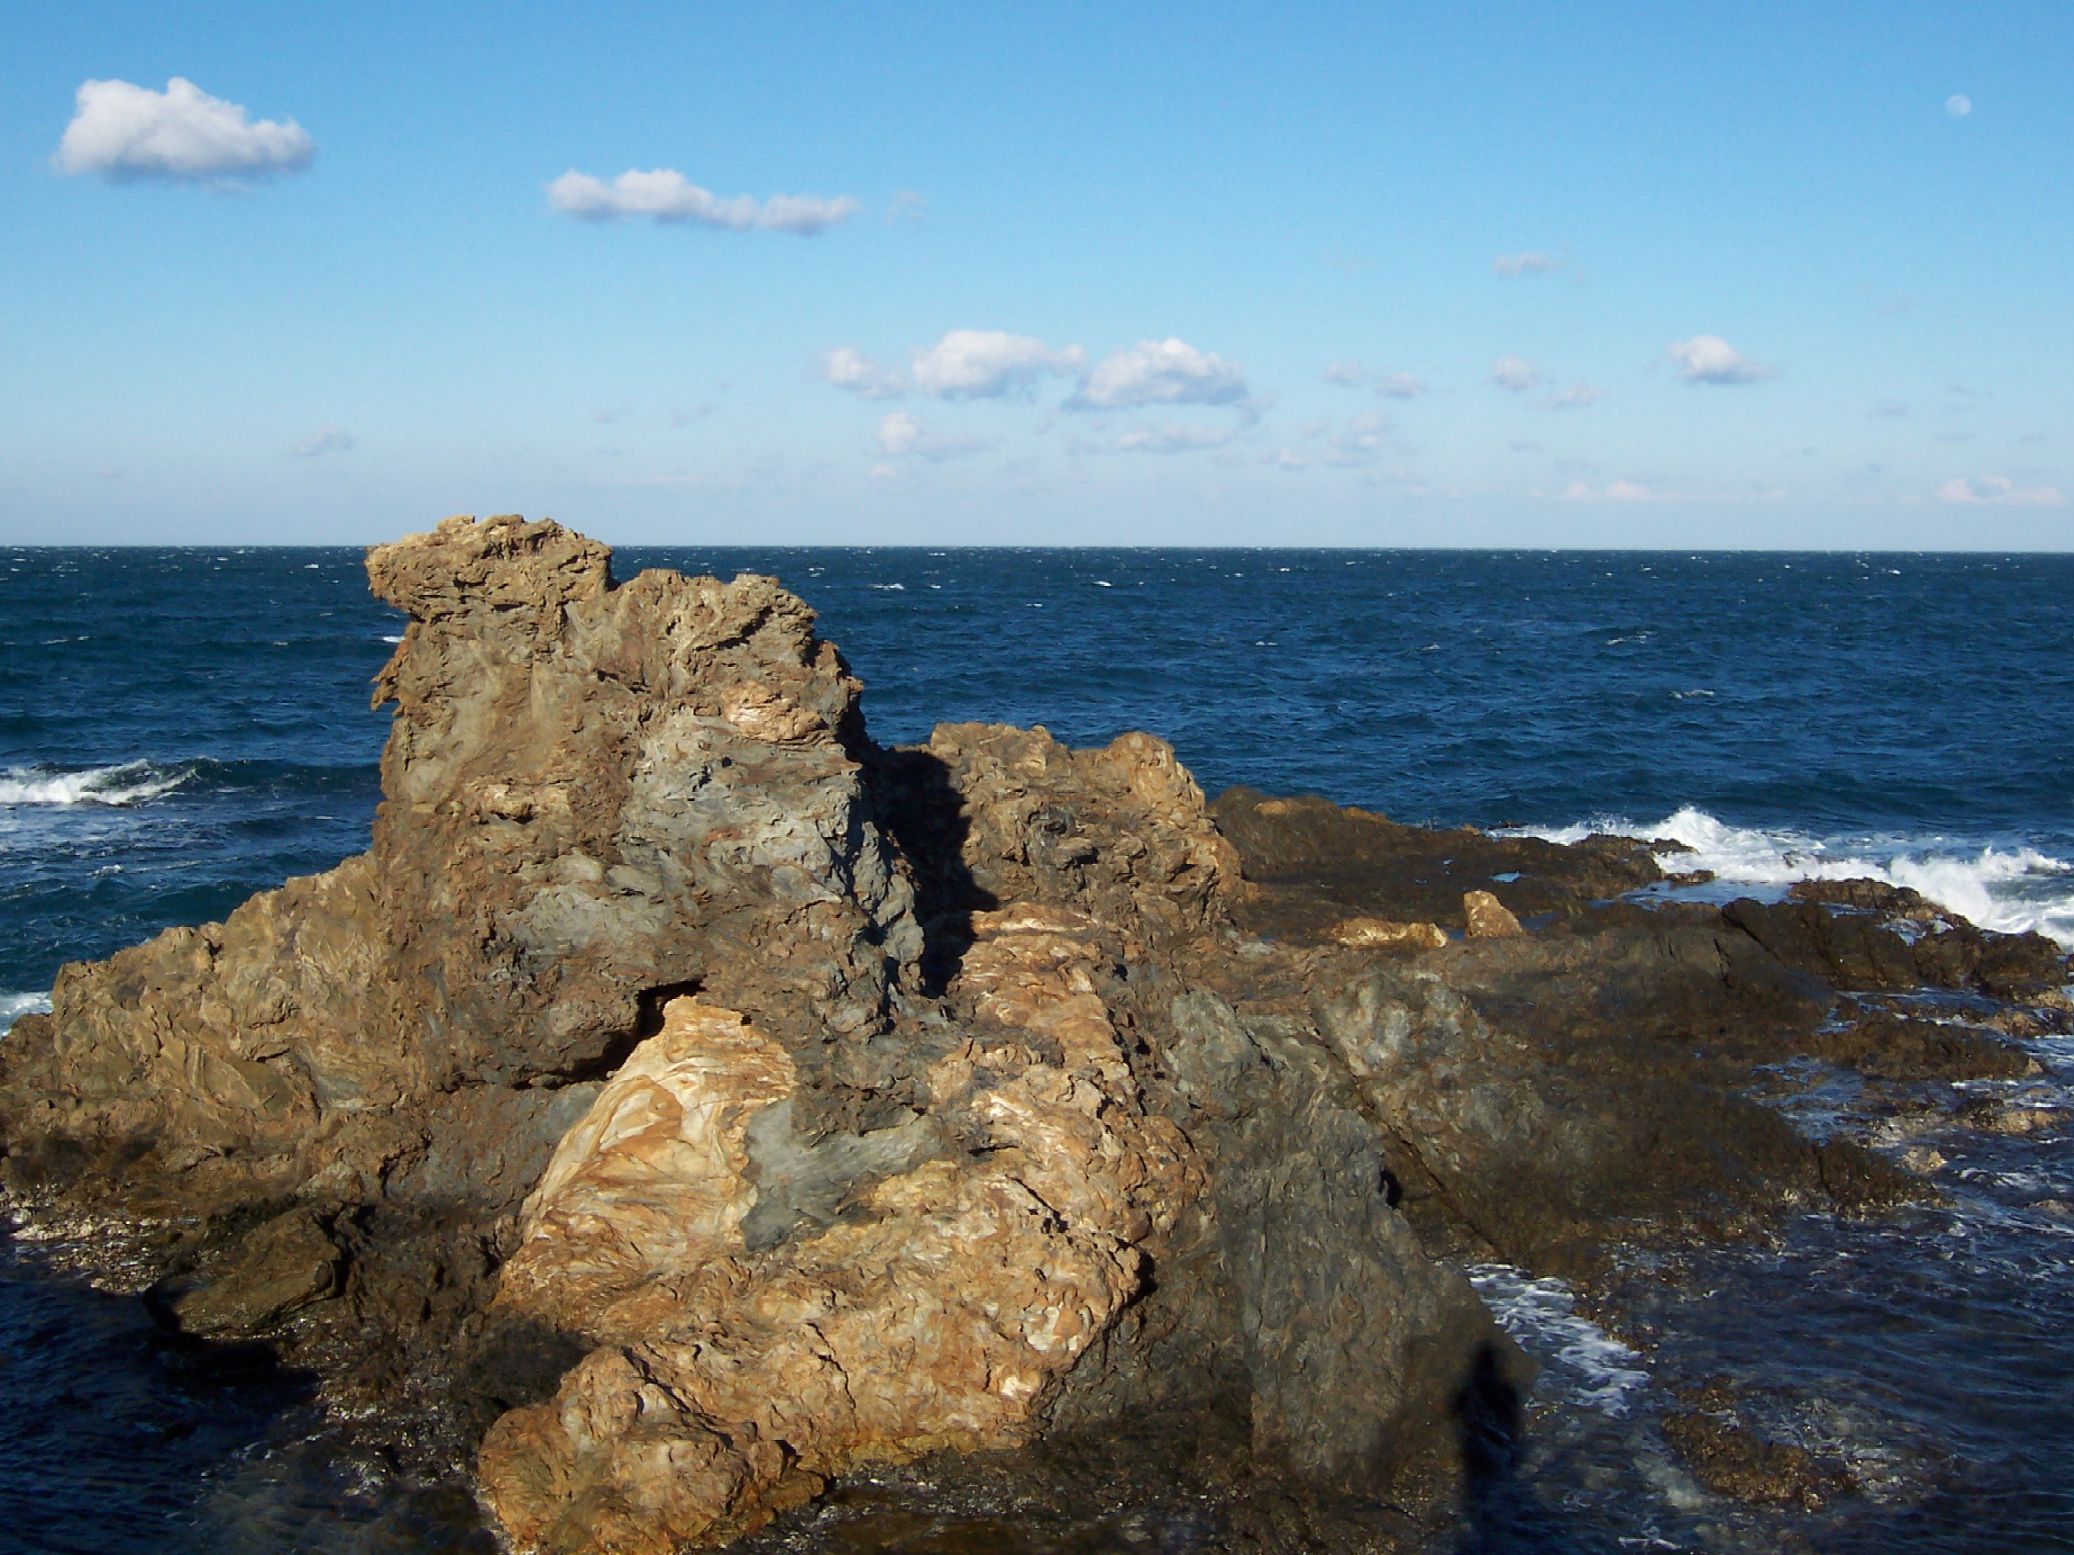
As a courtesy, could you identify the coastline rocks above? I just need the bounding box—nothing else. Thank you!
[3,514,2068,1552]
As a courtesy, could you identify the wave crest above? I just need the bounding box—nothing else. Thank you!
[1,991,52,1035]
[1506,805,2074,949]
[0,761,192,808]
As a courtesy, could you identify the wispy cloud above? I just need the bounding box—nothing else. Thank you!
[1935,475,2064,507]
[548,169,859,232]
[1490,356,1541,392]
[875,411,987,461]
[821,345,906,399]
[1493,250,1561,277]
[1269,411,1391,470]
[1070,337,1250,412]
[56,77,313,184]
[1542,382,1605,411]
[1376,372,1428,400]
[1871,399,1909,419]
[1668,334,1774,385]
[1111,424,1238,454]
[1321,360,1365,386]
[1558,477,1662,502]
[293,426,355,457]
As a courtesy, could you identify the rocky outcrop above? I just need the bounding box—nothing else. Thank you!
[3,515,2068,1553]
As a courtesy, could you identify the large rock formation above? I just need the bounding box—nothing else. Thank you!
[3,515,2067,1553]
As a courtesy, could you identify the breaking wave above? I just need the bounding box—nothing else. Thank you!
[1507,805,2074,948]
[1466,1263,1650,1415]
[0,991,52,1036]
[0,761,192,808]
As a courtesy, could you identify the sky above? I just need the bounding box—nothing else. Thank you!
[2,2,2069,548]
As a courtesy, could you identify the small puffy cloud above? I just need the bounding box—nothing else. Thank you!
[1493,251,1561,277]
[1376,372,1428,400]
[1935,475,2065,507]
[549,169,858,233]
[670,402,716,427]
[876,412,920,456]
[821,346,905,399]
[1542,382,1605,411]
[1871,398,1909,419]
[874,411,987,462]
[56,76,313,184]
[1071,337,1249,411]
[1668,334,1774,384]
[293,426,355,457]
[1490,355,1541,392]
[1946,94,1972,118]
[1113,424,1237,454]
[1321,360,1364,386]
[909,329,1083,399]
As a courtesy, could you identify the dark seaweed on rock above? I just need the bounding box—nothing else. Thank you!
[3,515,2068,1553]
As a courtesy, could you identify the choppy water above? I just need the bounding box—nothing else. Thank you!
[2,545,2070,1552]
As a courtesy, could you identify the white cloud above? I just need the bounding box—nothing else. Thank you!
[1071,337,1249,411]
[1946,94,1972,118]
[874,410,987,462]
[1668,334,1774,384]
[908,329,1083,399]
[1321,360,1364,386]
[1269,411,1390,470]
[1935,475,2065,507]
[821,346,905,399]
[1542,382,1605,410]
[876,412,920,456]
[56,77,313,183]
[1871,399,1909,419]
[548,169,858,233]
[1376,372,1428,400]
[888,189,928,225]
[1491,356,1541,392]
[1113,424,1237,454]
[293,426,355,457]
[1493,251,1561,277]
[1558,478,1662,502]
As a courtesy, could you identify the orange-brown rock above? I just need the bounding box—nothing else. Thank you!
[1328,915,1450,951]
[1462,889,1524,938]
[481,908,1205,1552]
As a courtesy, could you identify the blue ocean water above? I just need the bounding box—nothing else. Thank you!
[2,544,2071,1552]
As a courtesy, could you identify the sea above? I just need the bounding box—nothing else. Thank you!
[1,545,2070,1553]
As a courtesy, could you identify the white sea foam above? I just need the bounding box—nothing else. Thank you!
[1,991,52,1035]
[0,760,191,808]
[1505,805,2074,948]
[1467,1263,1650,1415]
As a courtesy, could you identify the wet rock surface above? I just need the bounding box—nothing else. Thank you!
[3,515,2069,1553]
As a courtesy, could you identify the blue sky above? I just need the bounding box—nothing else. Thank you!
[2,2,2068,547]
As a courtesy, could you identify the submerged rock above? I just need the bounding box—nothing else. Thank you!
[2,514,2066,1553]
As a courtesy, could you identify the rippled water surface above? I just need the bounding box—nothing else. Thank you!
[2,545,2070,1551]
